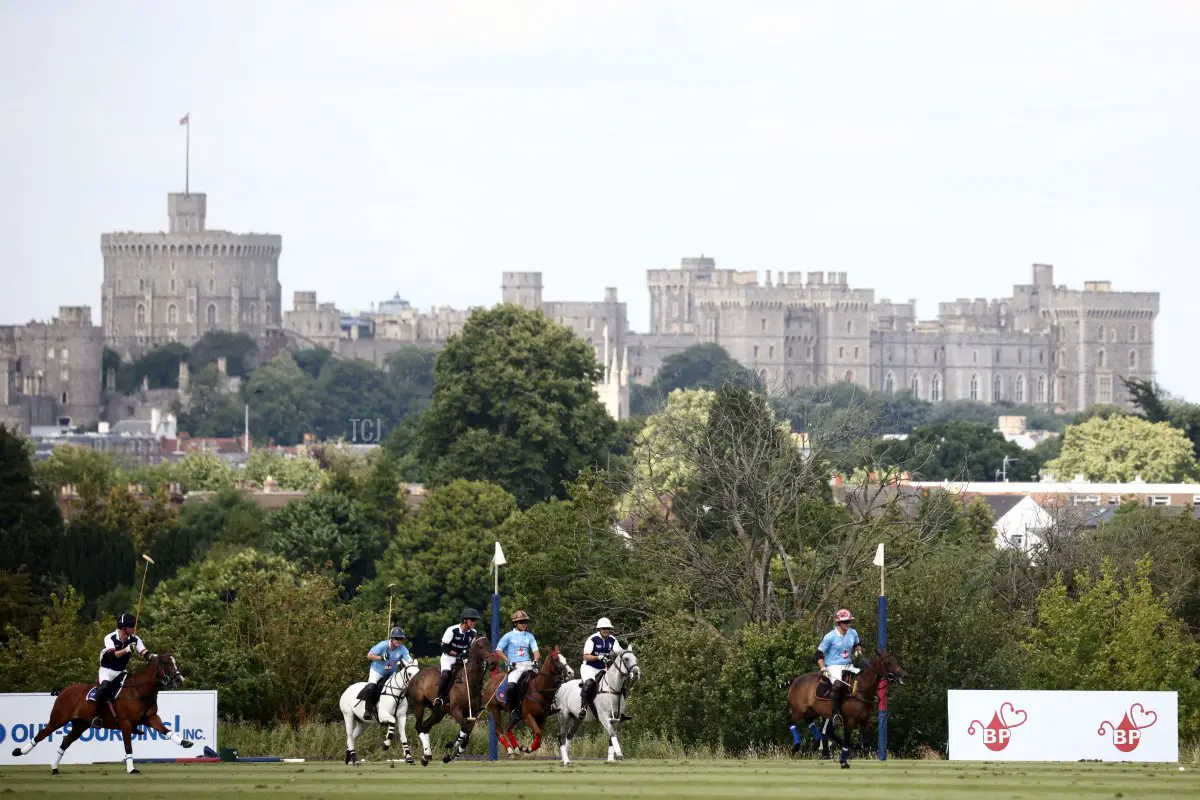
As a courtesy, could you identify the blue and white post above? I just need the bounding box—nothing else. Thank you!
[489,541,506,762]
[873,542,888,761]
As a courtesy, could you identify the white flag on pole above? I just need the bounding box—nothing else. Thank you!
[873,542,885,567]
[493,541,507,567]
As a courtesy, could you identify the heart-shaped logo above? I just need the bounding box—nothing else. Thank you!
[999,702,1028,729]
[1128,703,1158,730]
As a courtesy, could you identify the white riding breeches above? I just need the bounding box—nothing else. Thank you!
[366,670,387,685]
[826,665,858,686]
[508,661,536,678]
[580,662,605,683]
[98,667,124,685]
[439,654,459,673]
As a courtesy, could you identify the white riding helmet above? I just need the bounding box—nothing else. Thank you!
[595,617,614,630]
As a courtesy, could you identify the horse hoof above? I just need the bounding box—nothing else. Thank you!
[405,756,415,764]
[841,762,850,769]
[442,754,454,764]
[11,749,20,758]
[421,757,430,767]
[51,769,59,775]
[791,742,801,755]
[181,740,194,749]
[129,768,141,775]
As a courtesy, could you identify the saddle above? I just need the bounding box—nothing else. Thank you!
[498,670,535,712]
[816,672,858,701]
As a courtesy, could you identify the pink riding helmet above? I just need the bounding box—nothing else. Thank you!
[835,609,854,623]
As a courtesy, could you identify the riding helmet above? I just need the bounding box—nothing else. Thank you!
[595,617,614,630]
[835,609,855,623]
[461,607,482,621]
[118,612,136,628]
[511,610,531,623]
[389,626,406,640]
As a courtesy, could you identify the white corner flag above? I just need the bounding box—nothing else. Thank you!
[493,541,507,567]
[873,542,885,567]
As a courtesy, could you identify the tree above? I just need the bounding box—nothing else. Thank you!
[0,425,64,580]
[1021,558,1200,736]
[372,479,517,651]
[149,489,269,583]
[35,444,124,494]
[314,358,400,441]
[293,347,334,380]
[1045,415,1199,482]
[122,342,190,393]
[383,345,437,420]
[188,331,259,377]
[632,344,757,415]
[0,587,113,691]
[269,490,384,588]
[415,305,616,507]
[883,421,1036,482]
[171,450,236,492]
[175,363,245,438]
[1124,377,1200,461]
[243,351,321,446]
[243,451,323,491]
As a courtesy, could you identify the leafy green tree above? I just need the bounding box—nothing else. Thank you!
[293,347,334,379]
[188,331,259,377]
[415,305,616,507]
[880,421,1036,482]
[1045,415,1199,482]
[35,444,124,493]
[122,342,190,393]
[171,450,236,492]
[717,622,817,753]
[175,363,245,438]
[269,490,385,588]
[0,570,44,641]
[383,345,437,420]
[372,479,517,651]
[1124,377,1200,461]
[632,343,757,415]
[1021,558,1200,736]
[314,358,399,441]
[149,489,269,583]
[0,587,113,691]
[244,351,321,446]
[0,424,64,578]
[624,388,715,512]
[243,451,323,491]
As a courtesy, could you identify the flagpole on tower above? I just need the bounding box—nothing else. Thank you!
[179,113,191,195]
[489,541,507,762]
[874,542,888,761]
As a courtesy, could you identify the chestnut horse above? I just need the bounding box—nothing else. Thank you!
[9,650,194,774]
[404,636,496,765]
[785,650,906,768]
[484,647,574,757]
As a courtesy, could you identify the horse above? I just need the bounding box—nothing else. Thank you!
[483,647,575,757]
[338,662,422,765]
[9,650,193,775]
[554,648,640,766]
[404,635,497,765]
[785,649,907,768]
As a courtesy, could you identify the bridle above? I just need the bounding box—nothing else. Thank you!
[599,651,640,695]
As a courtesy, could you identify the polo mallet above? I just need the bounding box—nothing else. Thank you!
[133,554,154,634]
[387,583,396,634]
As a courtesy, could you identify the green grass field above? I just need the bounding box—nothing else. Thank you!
[1,759,1196,799]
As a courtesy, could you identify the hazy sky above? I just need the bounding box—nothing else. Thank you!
[2,2,1197,399]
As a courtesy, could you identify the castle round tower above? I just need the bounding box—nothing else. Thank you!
[100,192,282,358]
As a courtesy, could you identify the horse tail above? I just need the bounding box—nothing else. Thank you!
[779,676,798,690]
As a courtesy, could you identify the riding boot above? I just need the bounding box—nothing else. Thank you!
[435,670,453,707]
[831,684,845,728]
[508,675,523,714]
[580,678,597,717]
[90,680,115,728]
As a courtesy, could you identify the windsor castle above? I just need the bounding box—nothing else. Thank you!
[2,189,1160,431]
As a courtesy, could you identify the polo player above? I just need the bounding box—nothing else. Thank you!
[495,610,540,713]
[435,607,481,707]
[84,612,153,728]
[816,608,865,727]
[358,626,414,721]
[579,616,633,722]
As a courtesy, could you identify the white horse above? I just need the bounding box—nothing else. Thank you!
[554,649,641,765]
[338,663,421,765]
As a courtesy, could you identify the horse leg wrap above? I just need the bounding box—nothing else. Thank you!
[124,754,136,773]
[531,733,541,751]
[808,722,825,741]
[51,747,66,771]
[789,725,802,745]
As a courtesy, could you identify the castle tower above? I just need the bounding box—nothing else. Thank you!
[100,191,283,358]
[501,272,543,310]
[594,325,630,420]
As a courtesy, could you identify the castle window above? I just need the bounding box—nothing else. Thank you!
[61,348,68,362]
[994,348,1001,363]
[1036,376,1046,403]
[206,304,217,327]
[786,370,794,388]
[1018,350,1023,364]
[853,346,859,360]
[1097,348,1106,368]
[1053,377,1062,404]
[846,320,853,334]
[884,372,895,393]
[1097,325,1105,341]
[210,262,215,273]
[887,347,893,362]
[1039,350,1044,365]
[266,303,272,320]
[753,345,760,359]
[139,279,145,293]
[250,302,258,324]
[1015,375,1026,403]
[169,279,176,293]
[1057,348,1066,365]
[46,346,55,360]
[1129,325,1138,343]
[171,261,177,272]
[61,392,68,405]
[933,349,939,363]
[209,279,215,293]
[931,374,942,403]
[845,370,855,383]
[136,303,146,326]
[769,345,775,358]
[838,346,845,358]
[910,373,920,397]
[586,317,594,331]
[1098,375,1113,404]
[761,318,767,332]
[969,374,979,401]
[972,350,978,364]
[167,304,178,324]
[787,347,794,359]
[992,374,1003,402]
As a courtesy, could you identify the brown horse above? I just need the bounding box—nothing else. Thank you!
[9,651,193,774]
[404,636,496,765]
[785,650,906,768]
[484,647,574,757]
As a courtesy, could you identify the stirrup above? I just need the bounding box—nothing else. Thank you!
[91,716,104,728]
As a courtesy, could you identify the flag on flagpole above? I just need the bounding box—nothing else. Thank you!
[492,541,507,567]
[873,542,885,567]
[179,113,190,126]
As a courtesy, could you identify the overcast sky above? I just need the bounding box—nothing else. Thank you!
[2,1,1197,399]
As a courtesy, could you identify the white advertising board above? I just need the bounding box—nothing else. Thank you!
[948,690,1177,762]
[0,690,217,765]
